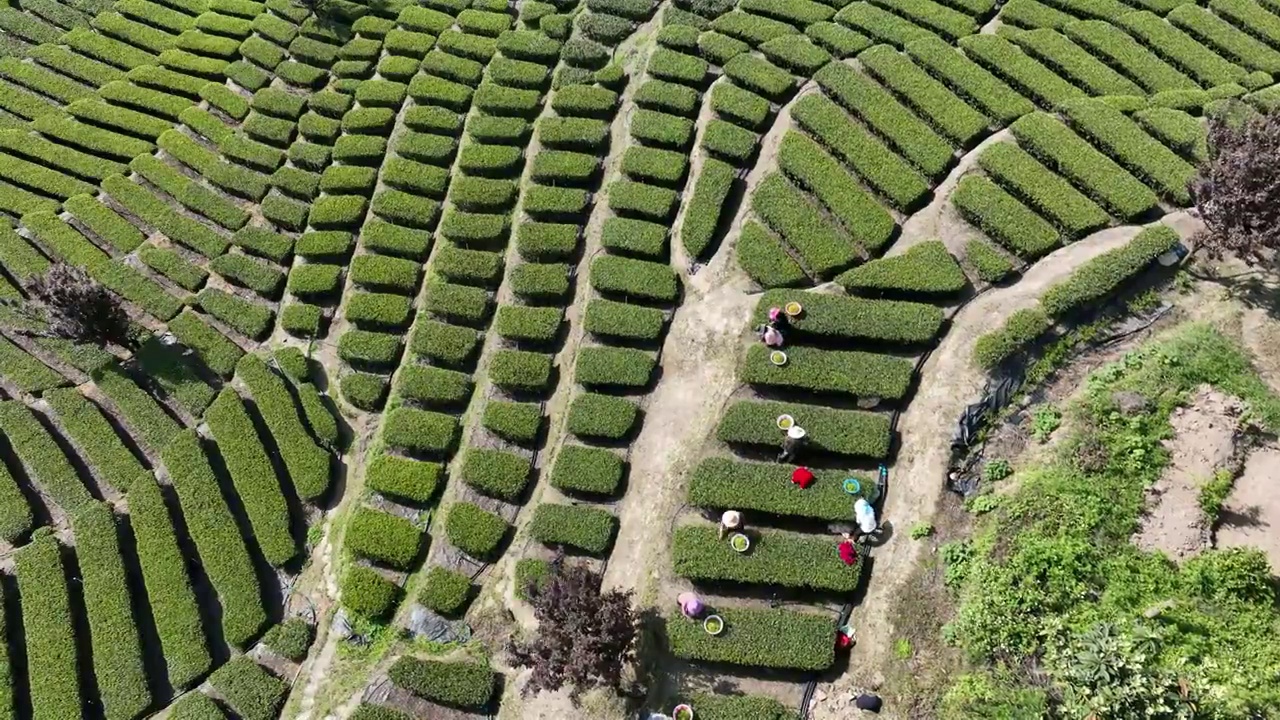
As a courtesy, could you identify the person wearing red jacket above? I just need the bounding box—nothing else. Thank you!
[838,532,859,565]
[791,466,815,489]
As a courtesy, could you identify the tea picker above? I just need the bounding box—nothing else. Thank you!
[855,498,882,543]
[676,592,704,619]
[778,424,806,462]
[717,510,742,539]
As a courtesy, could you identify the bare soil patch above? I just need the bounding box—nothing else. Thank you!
[1132,386,1244,560]
[1214,444,1280,572]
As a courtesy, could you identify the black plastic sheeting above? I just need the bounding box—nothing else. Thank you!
[946,301,1176,498]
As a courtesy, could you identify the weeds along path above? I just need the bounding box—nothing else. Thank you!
[809,213,1201,718]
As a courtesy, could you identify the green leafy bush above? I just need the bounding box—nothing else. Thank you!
[162,431,266,647]
[262,617,313,662]
[590,255,678,301]
[674,524,864,590]
[711,10,796,46]
[445,502,508,559]
[489,350,553,391]
[127,475,210,688]
[567,393,639,440]
[388,657,496,709]
[420,566,473,615]
[338,329,401,366]
[1009,112,1158,221]
[837,240,966,298]
[350,254,419,292]
[346,506,423,570]
[689,457,866,521]
[1040,225,1179,316]
[629,109,694,149]
[741,344,914,399]
[972,306,1052,368]
[600,216,666,258]
[16,531,82,718]
[341,372,387,411]
[965,238,1015,283]
[1059,98,1196,206]
[681,159,735,259]
[71,503,151,719]
[952,175,1060,260]
[236,354,331,501]
[411,320,480,366]
[43,390,142,494]
[735,221,808,288]
[752,173,858,277]
[383,407,459,454]
[584,299,666,341]
[367,454,441,505]
[754,289,943,343]
[550,444,625,495]
[281,303,324,337]
[515,558,552,601]
[494,305,562,342]
[718,400,892,458]
[575,346,655,387]
[689,694,794,720]
[462,448,532,500]
[956,34,1084,112]
[667,606,835,670]
[0,399,95,513]
[482,401,542,443]
[341,566,400,620]
[208,657,287,720]
[206,390,297,567]
[397,365,472,408]
[538,116,610,148]
[529,504,617,554]
[977,142,1109,240]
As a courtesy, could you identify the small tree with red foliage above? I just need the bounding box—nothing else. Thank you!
[4,263,134,349]
[507,563,639,702]
[1190,104,1280,261]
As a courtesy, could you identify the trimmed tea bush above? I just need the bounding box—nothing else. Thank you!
[482,401,542,443]
[162,431,266,647]
[383,407,459,454]
[206,390,296,567]
[776,131,894,255]
[388,658,496,709]
[341,566,400,619]
[973,306,1052,368]
[208,657,287,720]
[965,238,1015,283]
[836,240,966,298]
[529,503,616,554]
[584,299,666,341]
[590,255,678,301]
[489,349,553,391]
[1009,112,1158,221]
[445,502,508,559]
[262,617,313,662]
[718,400,892,458]
[667,606,835,670]
[236,355,331,500]
[550,445,624,495]
[689,457,864,521]
[1040,225,1179,316]
[575,346,655,387]
[952,175,1060,260]
[737,221,808,288]
[16,531,82,718]
[72,502,150,719]
[567,393,638,440]
[461,448,532,500]
[367,454,441,505]
[753,289,943,343]
[346,506,423,570]
[741,344,914,399]
[674,524,864,590]
[977,142,1109,240]
[752,172,858,278]
[127,475,210,688]
[420,566,472,615]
